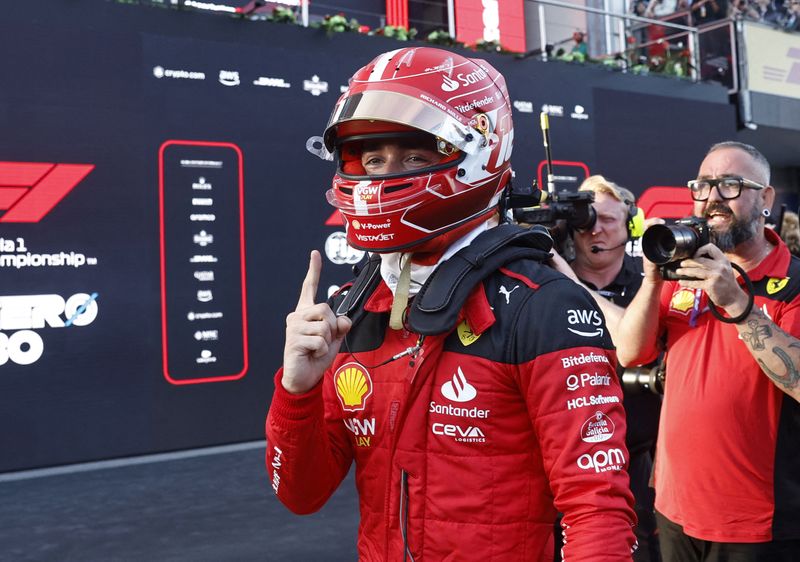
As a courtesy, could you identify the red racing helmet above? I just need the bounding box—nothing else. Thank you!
[319,47,515,253]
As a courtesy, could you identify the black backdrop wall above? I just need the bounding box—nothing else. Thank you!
[0,2,734,472]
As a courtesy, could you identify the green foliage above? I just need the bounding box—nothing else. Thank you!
[425,29,464,48]
[557,50,587,63]
[644,50,691,78]
[371,25,417,41]
[267,7,297,24]
[313,13,362,35]
[114,1,697,84]
[473,39,510,53]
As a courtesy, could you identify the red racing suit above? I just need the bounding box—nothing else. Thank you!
[266,257,637,561]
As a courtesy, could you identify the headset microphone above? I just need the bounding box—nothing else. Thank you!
[590,241,628,254]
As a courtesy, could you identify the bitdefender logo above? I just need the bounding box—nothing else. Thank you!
[0,162,94,222]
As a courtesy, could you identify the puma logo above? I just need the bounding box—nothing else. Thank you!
[499,284,520,304]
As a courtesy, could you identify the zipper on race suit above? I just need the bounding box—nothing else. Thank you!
[400,469,416,562]
[384,335,425,561]
[399,336,425,560]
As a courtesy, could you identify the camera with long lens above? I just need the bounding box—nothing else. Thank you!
[641,216,710,280]
[504,183,597,255]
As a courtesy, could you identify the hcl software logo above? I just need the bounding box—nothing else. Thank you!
[0,162,94,222]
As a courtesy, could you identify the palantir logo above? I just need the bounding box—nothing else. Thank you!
[0,162,94,222]
[441,367,477,403]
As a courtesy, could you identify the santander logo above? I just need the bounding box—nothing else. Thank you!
[441,74,459,92]
[441,367,477,403]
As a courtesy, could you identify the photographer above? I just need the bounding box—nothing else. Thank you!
[616,142,800,561]
[551,176,662,562]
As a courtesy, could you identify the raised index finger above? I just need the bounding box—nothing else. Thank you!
[296,250,322,310]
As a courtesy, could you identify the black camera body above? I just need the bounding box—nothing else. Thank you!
[641,216,710,280]
[504,184,597,256]
[512,190,597,231]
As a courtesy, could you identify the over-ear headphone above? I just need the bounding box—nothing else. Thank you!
[625,198,645,239]
[589,197,645,254]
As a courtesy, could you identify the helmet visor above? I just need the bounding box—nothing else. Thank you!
[324,90,481,155]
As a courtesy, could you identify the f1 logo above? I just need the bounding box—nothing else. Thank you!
[0,162,94,222]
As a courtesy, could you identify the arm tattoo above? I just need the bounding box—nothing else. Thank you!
[757,343,800,391]
[741,319,772,351]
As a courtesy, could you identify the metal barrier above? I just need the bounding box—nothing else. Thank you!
[525,0,739,92]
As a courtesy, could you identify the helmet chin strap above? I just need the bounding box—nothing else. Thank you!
[383,214,499,330]
[389,257,413,330]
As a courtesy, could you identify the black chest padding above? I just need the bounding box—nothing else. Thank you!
[408,224,552,335]
[334,224,553,336]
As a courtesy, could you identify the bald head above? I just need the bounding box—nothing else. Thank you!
[706,141,770,186]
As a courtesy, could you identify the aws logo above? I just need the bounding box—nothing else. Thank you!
[566,308,603,338]
[0,162,94,222]
[333,362,373,412]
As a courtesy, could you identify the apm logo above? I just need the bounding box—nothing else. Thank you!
[0,162,94,222]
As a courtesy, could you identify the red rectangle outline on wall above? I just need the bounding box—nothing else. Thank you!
[158,140,249,385]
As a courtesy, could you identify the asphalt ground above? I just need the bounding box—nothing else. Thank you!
[0,442,359,561]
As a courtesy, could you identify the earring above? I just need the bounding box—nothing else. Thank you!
[763,209,771,217]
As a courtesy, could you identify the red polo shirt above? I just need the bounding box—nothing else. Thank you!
[655,229,800,542]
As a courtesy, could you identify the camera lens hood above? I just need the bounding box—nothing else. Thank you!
[642,223,701,265]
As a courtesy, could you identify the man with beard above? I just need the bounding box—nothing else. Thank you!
[616,141,800,561]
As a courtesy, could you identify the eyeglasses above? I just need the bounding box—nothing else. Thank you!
[687,176,766,201]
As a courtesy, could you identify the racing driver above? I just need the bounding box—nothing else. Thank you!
[265,46,637,561]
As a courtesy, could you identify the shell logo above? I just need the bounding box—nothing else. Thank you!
[669,288,695,315]
[333,362,373,412]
